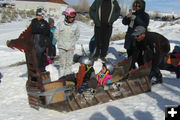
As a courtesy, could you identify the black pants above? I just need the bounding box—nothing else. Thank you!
[94,24,112,58]
[33,35,46,72]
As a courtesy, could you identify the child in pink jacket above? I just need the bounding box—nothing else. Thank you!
[97,62,114,86]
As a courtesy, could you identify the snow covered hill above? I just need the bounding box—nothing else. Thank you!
[0,14,180,120]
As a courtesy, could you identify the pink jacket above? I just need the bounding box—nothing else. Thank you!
[97,72,112,86]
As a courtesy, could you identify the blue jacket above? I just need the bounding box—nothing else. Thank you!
[50,26,57,46]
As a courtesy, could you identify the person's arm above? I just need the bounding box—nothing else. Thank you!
[89,0,97,21]
[110,0,121,24]
[122,16,131,25]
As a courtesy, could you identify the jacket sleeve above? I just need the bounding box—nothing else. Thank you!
[89,0,97,21]
[135,13,150,27]
[111,0,121,23]
[122,16,131,25]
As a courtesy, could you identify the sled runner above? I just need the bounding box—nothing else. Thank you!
[7,26,152,112]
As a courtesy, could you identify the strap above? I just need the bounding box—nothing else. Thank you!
[27,86,67,96]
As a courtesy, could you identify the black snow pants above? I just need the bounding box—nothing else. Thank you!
[94,24,112,58]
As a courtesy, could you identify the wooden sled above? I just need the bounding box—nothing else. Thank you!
[7,26,152,112]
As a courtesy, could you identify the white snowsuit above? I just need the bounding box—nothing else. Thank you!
[54,21,80,77]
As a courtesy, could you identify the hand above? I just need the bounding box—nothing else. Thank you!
[127,13,132,18]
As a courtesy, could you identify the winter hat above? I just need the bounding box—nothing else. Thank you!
[36,8,44,16]
[48,18,54,25]
[132,26,146,36]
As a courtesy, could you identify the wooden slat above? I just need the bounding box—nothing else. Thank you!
[125,80,135,95]
[65,93,74,111]
[82,93,92,106]
[72,92,83,109]
[105,90,116,100]
[137,80,145,92]
[144,76,151,91]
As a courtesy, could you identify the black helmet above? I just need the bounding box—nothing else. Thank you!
[103,62,114,75]
[79,56,94,66]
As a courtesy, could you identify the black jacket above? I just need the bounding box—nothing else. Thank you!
[122,8,149,49]
[31,18,50,48]
[132,32,170,69]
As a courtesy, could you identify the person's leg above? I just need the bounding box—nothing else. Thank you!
[58,49,67,78]
[137,50,144,67]
[94,26,101,59]
[100,25,112,58]
[64,50,74,75]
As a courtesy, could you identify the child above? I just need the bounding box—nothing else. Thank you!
[48,18,57,60]
[54,7,80,77]
[97,62,114,86]
[31,7,50,72]
[76,56,97,93]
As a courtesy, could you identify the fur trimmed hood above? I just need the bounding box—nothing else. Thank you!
[132,0,146,11]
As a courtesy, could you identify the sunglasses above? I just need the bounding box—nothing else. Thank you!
[135,3,141,8]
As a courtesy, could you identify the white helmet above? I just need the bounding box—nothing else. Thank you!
[79,56,94,66]
[103,62,114,75]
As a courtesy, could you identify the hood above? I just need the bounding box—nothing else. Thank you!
[132,0,146,12]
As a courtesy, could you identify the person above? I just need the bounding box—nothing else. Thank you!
[89,0,121,61]
[97,61,114,86]
[48,17,57,60]
[131,26,179,83]
[31,7,50,72]
[54,7,80,78]
[63,56,97,93]
[122,0,149,67]
[77,56,97,93]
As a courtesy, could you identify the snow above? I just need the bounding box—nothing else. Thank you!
[0,11,180,120]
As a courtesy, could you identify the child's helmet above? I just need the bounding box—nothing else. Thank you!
[103,62,114,75]
[79,56,94,66]
[64,7,77,17]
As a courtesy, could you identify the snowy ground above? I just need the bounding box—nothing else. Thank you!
[0,16,180,120]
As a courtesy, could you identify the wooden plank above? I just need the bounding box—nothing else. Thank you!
[105,90,116,100]
[144,76,151,91]
[82,93,92,106]
[72,91,83,109]
[137,80,145,92]
[125,80,135,95]
[65,93,74,111]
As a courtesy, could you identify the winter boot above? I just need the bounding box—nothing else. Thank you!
[156,72,163,83]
